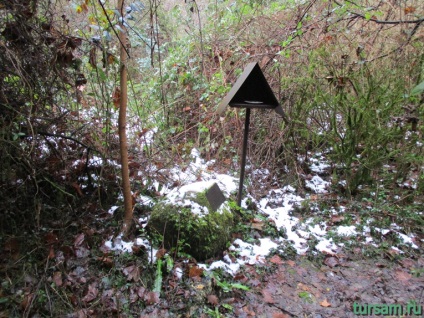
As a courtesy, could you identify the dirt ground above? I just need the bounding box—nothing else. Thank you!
[138,253,424,318]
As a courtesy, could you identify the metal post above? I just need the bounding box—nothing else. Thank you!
[237,108,251,207]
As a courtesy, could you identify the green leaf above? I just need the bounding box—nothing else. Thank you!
[165,255,174,272]
[153,259,163,293]
[411,81,424,96]
[230,283,250,291]
[0,297,9,304]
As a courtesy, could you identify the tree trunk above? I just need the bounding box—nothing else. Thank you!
[117,0,133,236]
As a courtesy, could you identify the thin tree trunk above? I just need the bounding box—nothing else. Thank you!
[117,0,133,236]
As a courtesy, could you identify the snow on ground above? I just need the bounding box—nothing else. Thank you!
[102,147,419,276]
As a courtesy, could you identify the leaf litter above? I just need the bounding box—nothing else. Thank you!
[1,147,423,317]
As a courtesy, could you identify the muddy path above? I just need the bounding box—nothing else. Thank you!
[141,255,424,318]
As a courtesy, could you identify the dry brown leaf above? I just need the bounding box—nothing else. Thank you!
[189,266,204,278]
[269,254,283,265]
[395,269,412,282]
[320,299,331,307]
[144,291,159,305]
[155,248,167,260]
[286,260,296,267]
[272,313,290,318]
[123,265,140,282]
[74,233,85,247]
[20,293,34,311]
[251,222,264,231]
[207,294,219,306]
[323,256,339,268]
[330,215,345,224]
[71,182,84,197]
[4,237,19,253]
[404,6,416,14]
[82,283,98,303]
[44,232,59,245]
[399,258,415,269]
[137,286,146,298]
[53,271,63,287]
[107,53,116,65]
[129,288,139,303]
[262,289,275,304]
[48,245,55,259]
[297,283,310,292]
[112,87,121,109]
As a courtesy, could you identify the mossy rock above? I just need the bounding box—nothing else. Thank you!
[147,189,233,261]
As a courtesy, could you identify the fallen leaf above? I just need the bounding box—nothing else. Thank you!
[233,273,248,283]
[48,245,55,259]
[99,256,113,267]
[129,288,139,303]
[82,283,98,303]
[324,256,339,268]
[286,260,296,267]
[330,215,345,224]
[297,283,310,292]
[189,266,204,278]
[74,233,85,247]
[251,222,264,231]
[123,265,140,282]
[20,293,34,310]
[44,232,59,245]
[404,6,416,14]
[320,299,331,307]
[249,279,261,287]
[137,286,146,298]
[74,246,90,258]
[269,254,283,265]
[207,294,219,306]
[399,258,415,269]
[71,182,84,197]
[395,269,412,282]
[53,271,63,287]
[272,313,290,318]
[144,291,159,305]
[262,289,275,304]
[4,237,19,254]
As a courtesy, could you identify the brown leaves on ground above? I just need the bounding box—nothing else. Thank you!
[262,289,275,304]
[144,291,160,305]
[188,265,204,279]
[394,269,412,283]
[323,256,339,268]
[123,265,140,282]
[269,254,283,265]
[207,294,219,306]
[52,271,63,287]
[82,283,98,303]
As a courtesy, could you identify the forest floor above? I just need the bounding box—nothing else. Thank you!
[1,149,423,317]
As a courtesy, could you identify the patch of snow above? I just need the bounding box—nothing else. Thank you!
[305,176,330,193]
[337,225,357,236]
[397,232,419,249]
[108,206,119,215]
[104,234,134,253]
[315,238,338,254]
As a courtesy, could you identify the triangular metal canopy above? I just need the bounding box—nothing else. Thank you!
[217,62,284,116]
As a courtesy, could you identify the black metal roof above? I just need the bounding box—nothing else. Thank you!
[217,62,283,116]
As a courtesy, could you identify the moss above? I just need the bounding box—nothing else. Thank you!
[147,191,233,261]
